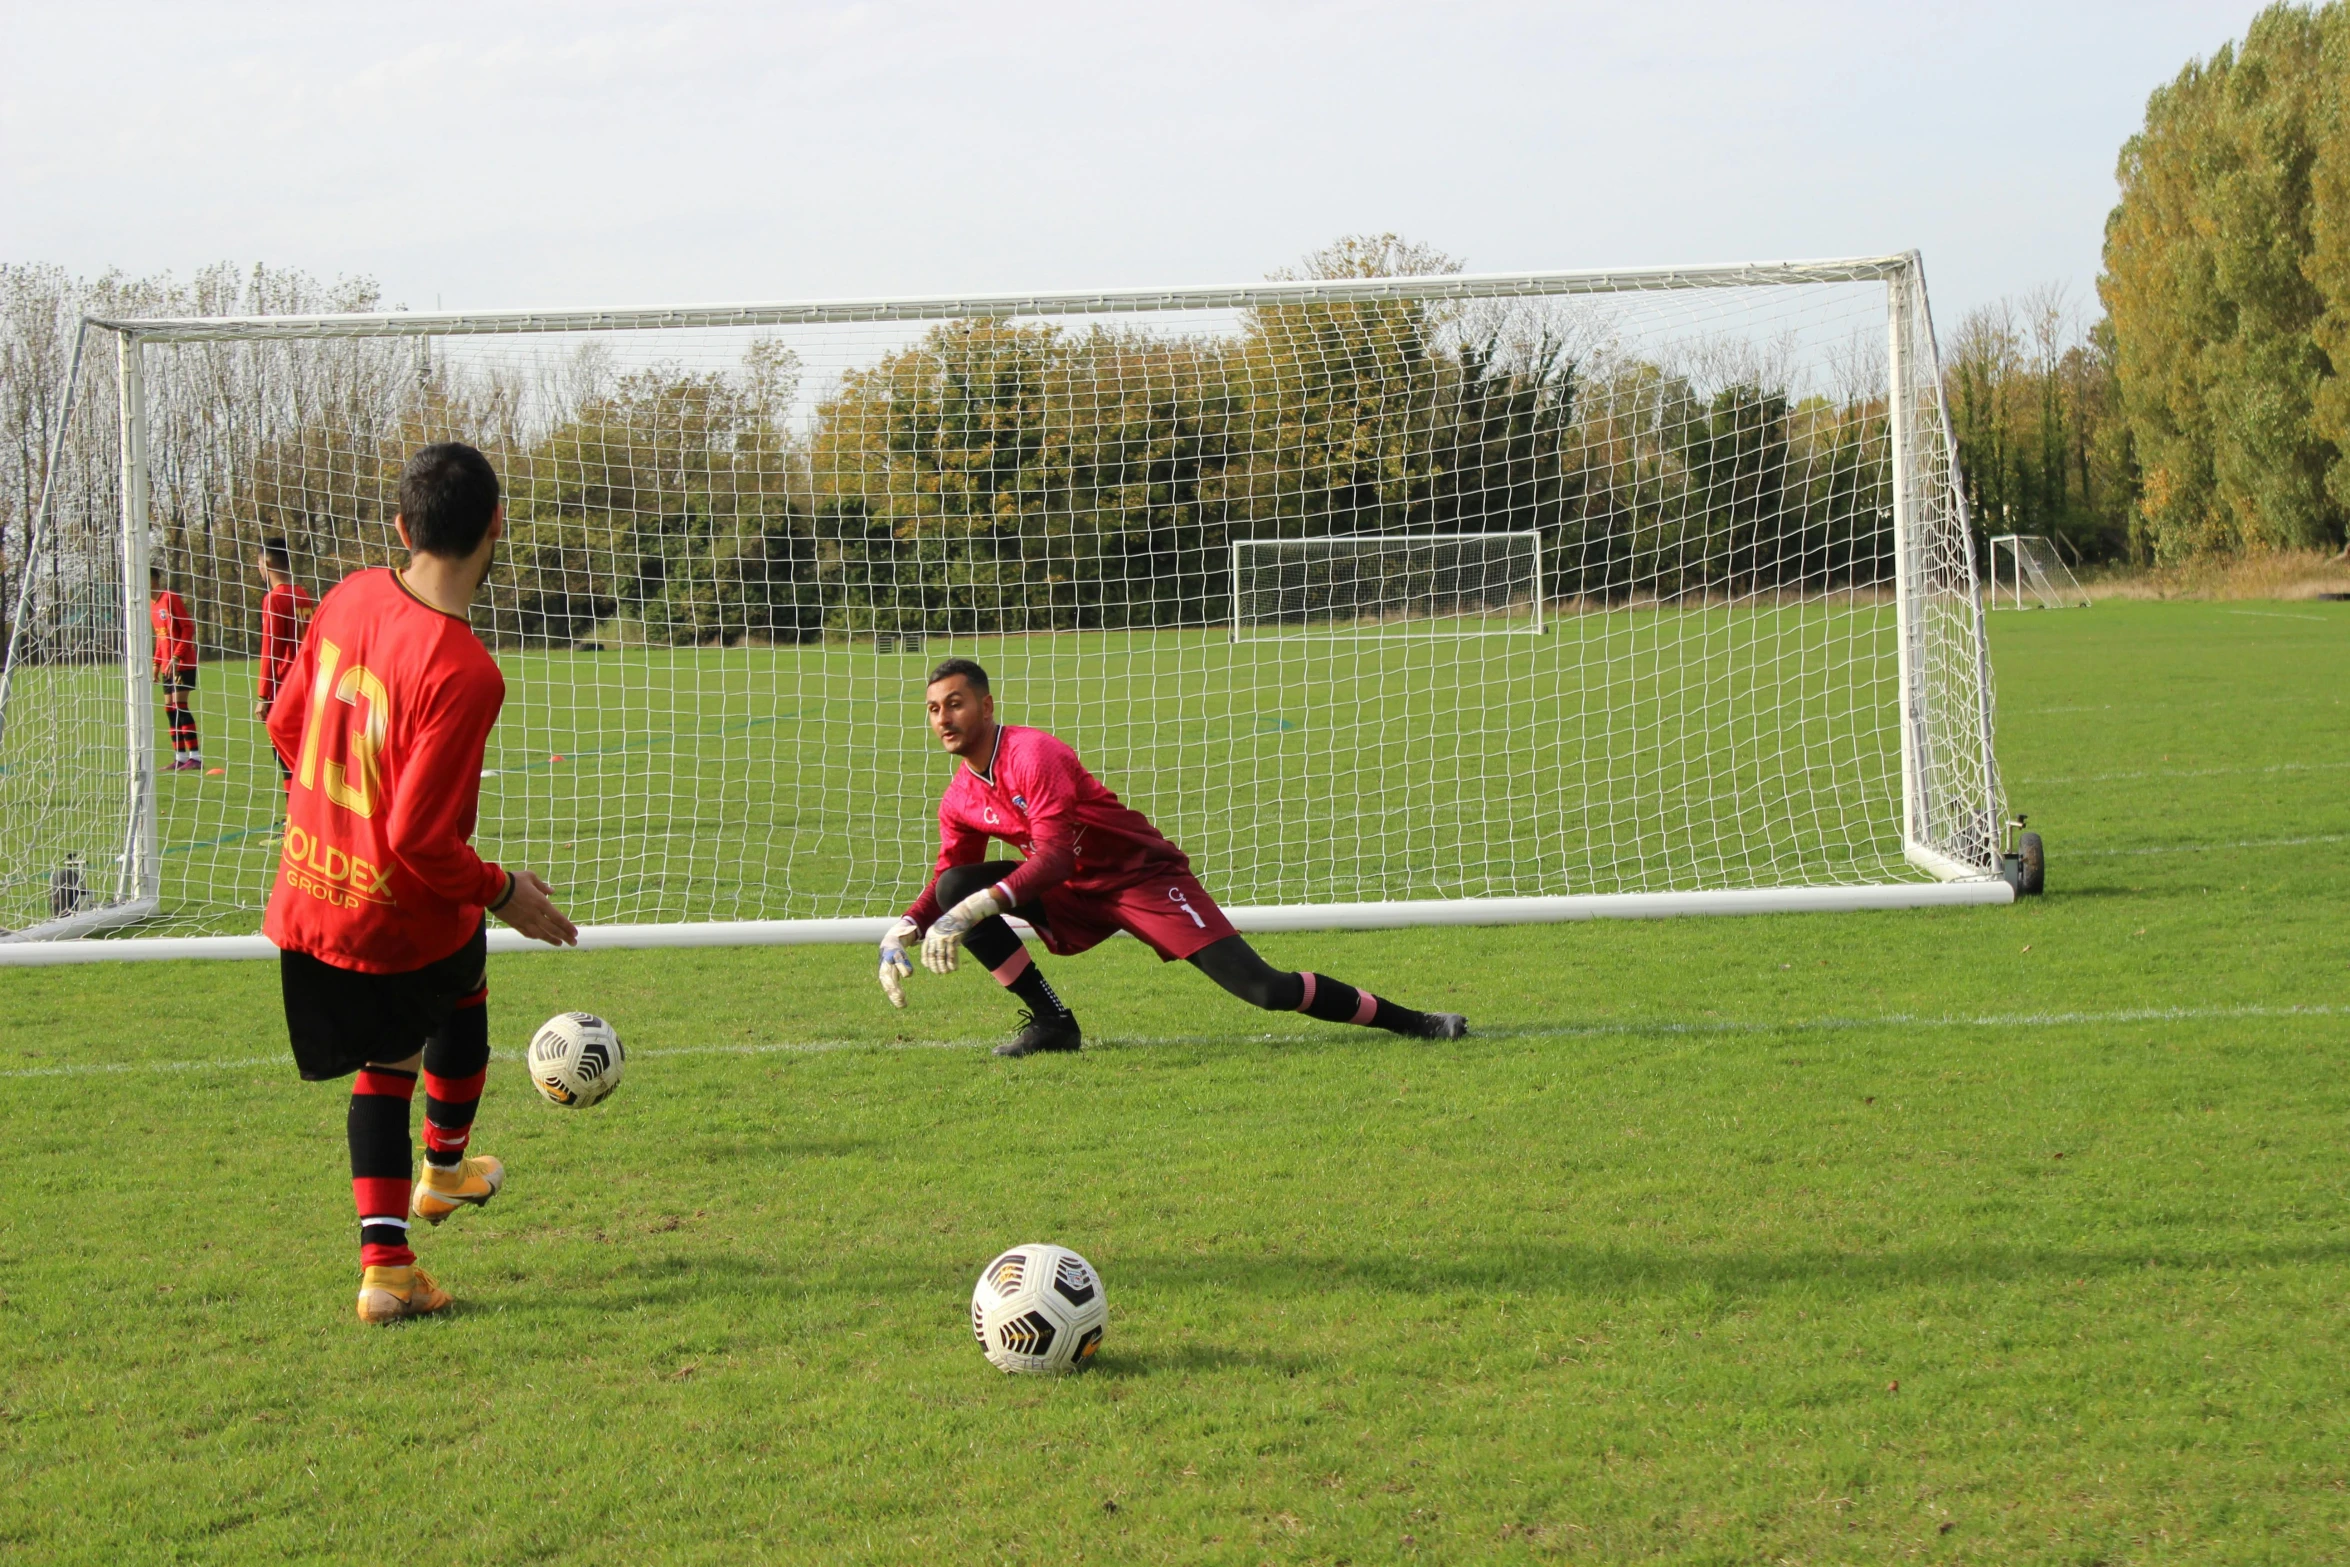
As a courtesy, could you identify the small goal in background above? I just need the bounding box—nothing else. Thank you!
[1987,534,2088,610]
[1231,533,1543,640]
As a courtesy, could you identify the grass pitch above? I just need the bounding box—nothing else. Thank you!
[3,599,2348,1563]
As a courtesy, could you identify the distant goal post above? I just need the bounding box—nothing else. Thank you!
[1987,534,2089,610]
[1230,532,1543,640]
[0,252,2011,960]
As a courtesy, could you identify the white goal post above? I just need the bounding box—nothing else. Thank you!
[1988,533,2090,610]
[0,253,2011,963]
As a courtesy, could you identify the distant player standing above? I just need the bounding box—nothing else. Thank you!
[149,565,200,771]
[253,536,315,781]
[265,443,578,1324]
[880,658,1467,1054]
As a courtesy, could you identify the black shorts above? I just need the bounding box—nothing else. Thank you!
[160,667,196,698]
[281,922,488,1081]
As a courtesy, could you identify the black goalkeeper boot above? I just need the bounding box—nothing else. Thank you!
[994,1008,1083,1058]
[1415,1012,1469,1040]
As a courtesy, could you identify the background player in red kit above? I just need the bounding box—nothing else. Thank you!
[149,565,200,771]
[880,658,1467,1055]
[265,443,577,1324]
[252,536,315,782]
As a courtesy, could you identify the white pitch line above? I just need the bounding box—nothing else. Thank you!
[1466,1002,2347,1041]
[3,1002,2339,1082]
[2017,694,2344,716]
[2018,759,2350,787]
[2068,833,2350,858]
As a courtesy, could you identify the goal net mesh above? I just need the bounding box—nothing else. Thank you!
[0,264,2001,940]
[1233,534,1543,638]
[0,336,134,935]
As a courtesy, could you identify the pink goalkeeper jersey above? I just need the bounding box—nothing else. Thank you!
[905,724,1191,927]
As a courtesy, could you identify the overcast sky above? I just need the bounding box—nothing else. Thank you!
[1,1,2267,324]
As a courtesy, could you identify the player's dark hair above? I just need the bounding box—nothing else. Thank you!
[926,657,989,694]
[148,564,164,587]
[260,536,293,572]
[397,442,501,558]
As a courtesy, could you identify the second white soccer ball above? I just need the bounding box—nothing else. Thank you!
[971,1243,1107,1374]
[528,1012,624,1107]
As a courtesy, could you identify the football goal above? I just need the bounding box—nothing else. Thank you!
[1232,533,1543,639]
[0,254,2011,961]
[1988,533,2089,610]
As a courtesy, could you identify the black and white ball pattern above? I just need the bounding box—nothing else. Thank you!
[528,1011,625,1107]
[970,1243,1106,1374]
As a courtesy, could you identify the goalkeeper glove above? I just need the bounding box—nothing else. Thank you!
[922,885,1004,974]
[878,916,918,1007]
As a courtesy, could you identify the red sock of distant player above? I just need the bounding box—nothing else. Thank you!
[1293,972,1429,1034]
[349,1065,417,1269]
[421,987,490,1169]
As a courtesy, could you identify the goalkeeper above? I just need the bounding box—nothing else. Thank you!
[881,658,1467,1056]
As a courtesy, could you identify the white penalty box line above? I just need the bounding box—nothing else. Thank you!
[0,883,2014,966]
[3,1001,2340,1083]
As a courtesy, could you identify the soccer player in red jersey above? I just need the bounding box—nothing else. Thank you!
[880,658,1467,1056]
[265,443,578,1324]
[252,536,315,781]
[149,566,200,771]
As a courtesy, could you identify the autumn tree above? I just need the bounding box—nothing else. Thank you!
[2100,2,2349,561]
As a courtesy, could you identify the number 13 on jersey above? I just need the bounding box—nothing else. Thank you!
[294,637,388,817]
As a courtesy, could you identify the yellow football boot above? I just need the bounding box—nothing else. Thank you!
[411,1153,505,1226]
[356,1264,452,1325]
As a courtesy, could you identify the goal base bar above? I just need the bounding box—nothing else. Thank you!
[1905,842,1991,882]
[0,897,160,946]
[1227,883,2013,931]
[0,883,2012,967]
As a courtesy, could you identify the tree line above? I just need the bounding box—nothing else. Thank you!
[1806,1,2350,570]
[2,237,1902,653]
[2098,0,2350,563]
[1943,290,2135,566]
[13,9,2350,654]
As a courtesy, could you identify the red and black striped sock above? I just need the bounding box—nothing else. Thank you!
[1294,973,1428,1034]
[421,987,490,1170]
[349,1065,416,1270]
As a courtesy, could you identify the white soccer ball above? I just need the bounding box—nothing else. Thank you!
[528,1012,624,1107]
[971,1243,1107,1374]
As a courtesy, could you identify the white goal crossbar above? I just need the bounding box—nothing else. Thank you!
[85,258,1922,343]
[0,252,2007,962]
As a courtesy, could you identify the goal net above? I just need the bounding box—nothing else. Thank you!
[0,255,2006,954]
[1988,533,2089,610]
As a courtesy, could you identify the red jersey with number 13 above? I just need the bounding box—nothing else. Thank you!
[264,568,508,973]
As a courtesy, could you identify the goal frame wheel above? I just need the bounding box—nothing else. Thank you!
[2016,831,2044,896]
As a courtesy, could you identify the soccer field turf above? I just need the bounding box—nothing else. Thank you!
[3,599,2347,1563]
[3,601,1919,935]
